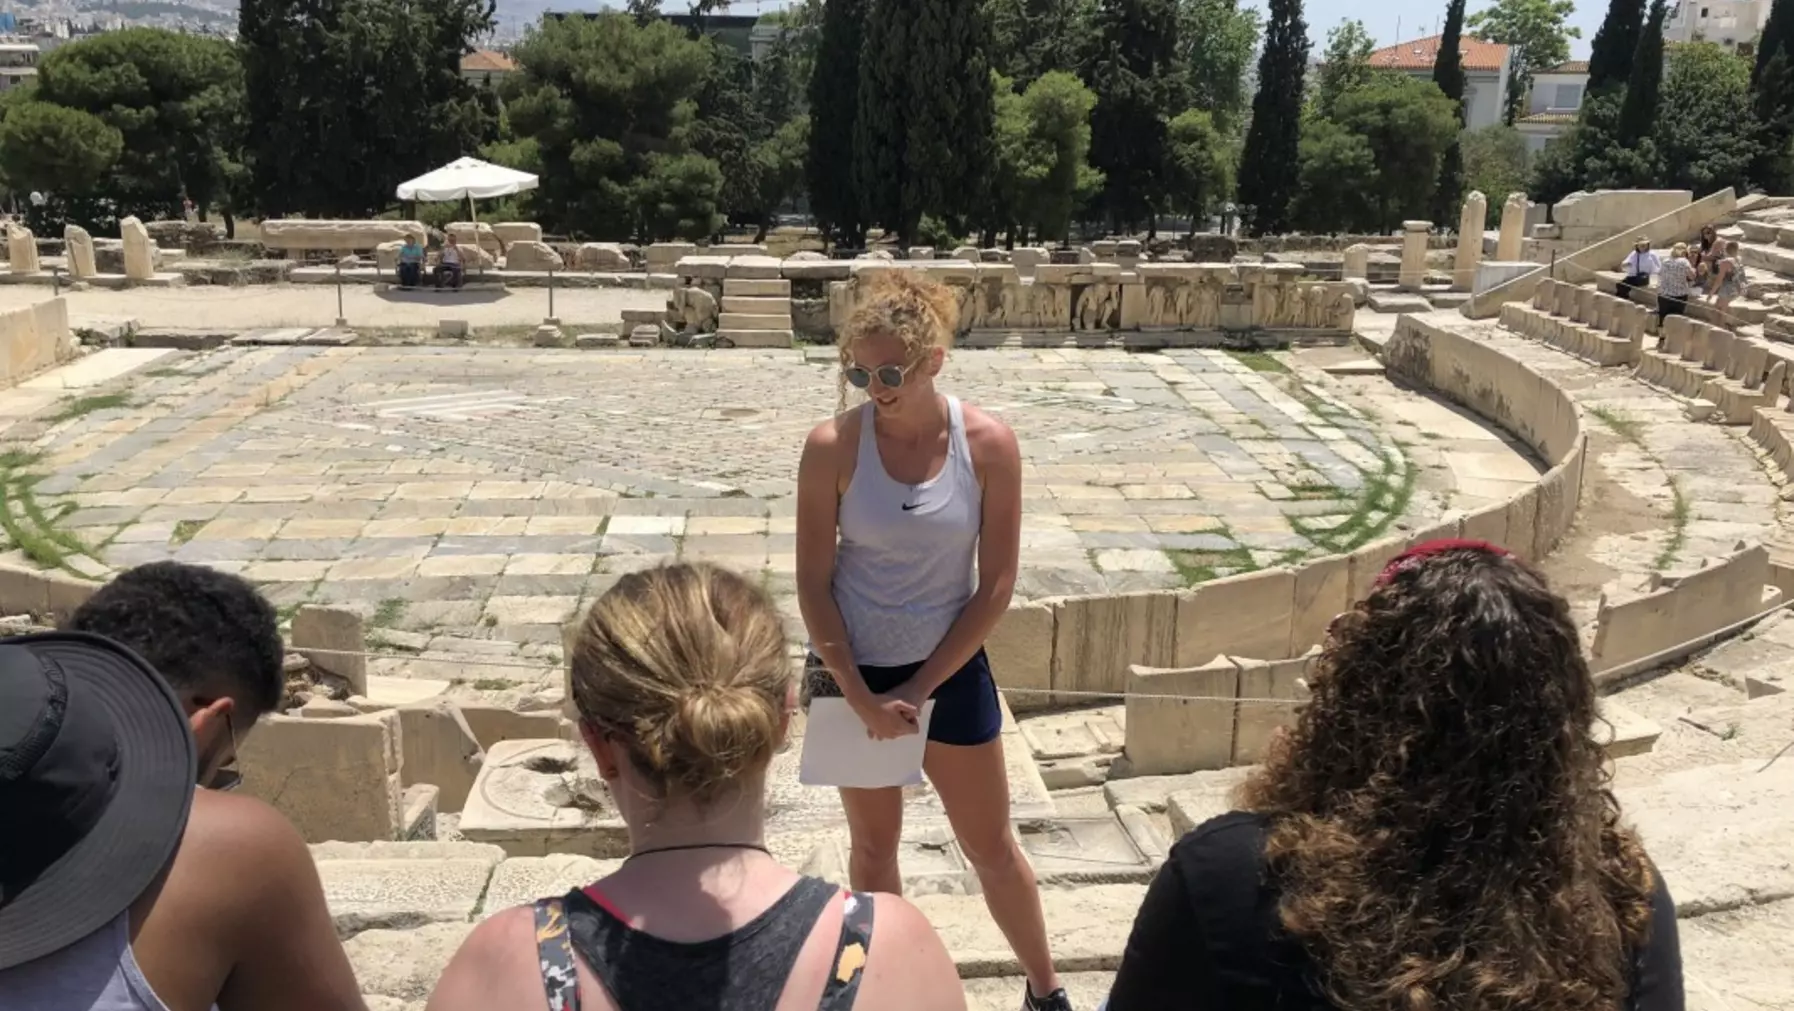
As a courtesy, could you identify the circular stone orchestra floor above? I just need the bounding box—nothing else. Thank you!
[4,344,1540,674]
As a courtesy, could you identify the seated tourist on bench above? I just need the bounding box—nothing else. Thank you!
[435,234,464,290]
[0,562,366,1011]
[397,232,425,288]
[1103,540,1684,1011]
[426,562,965,1011]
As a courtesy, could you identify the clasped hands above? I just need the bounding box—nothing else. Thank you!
[848,678,929,740]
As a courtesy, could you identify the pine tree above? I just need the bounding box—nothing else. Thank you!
[853,0,995,246]
[1753,0,1794,190]
[806,0,868,246]
[1431,0,1468,227]
[1616,0,1666,144]
[1086,0,1185,231]
[1237,0,1308,235]
[1586,0,1645,94]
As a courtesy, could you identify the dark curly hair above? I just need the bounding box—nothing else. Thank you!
[64,561,285,718]
[1239,547,1657,1011]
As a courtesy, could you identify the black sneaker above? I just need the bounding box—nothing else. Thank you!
[1023,985,1075,1011]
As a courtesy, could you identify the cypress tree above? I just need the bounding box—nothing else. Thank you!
[1086,0,1185,232]
[1753,0,1794,191]
[853,0,995,245]
[1238,0,1308,236]
[806,0,869,246]
[1431,0,1468,227]
[1756,0,1793,88]
[1586,0,1646,94]
[1616,0,1666,145]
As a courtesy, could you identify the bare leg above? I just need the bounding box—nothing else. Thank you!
[838,786,904,894]
[926,738,1059,997]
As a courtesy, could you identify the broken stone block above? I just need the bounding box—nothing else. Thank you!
[292,604,369,696]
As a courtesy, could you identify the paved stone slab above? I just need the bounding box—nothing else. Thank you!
[965,973,1116,1011]
[344,922,474,1001]
[915,883,1146,978]
[1678,898,1794,1011]
[481,854,623,917]
[314,842,502,936]
[1619,761,1794,916]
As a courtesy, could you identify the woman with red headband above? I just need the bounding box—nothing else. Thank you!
[1102,541,1685,1011]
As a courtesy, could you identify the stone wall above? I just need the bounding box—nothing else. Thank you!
[0,297,78,389]
[1590,543,1783,681]
[981,312,1590,775]
[261,220,428,254]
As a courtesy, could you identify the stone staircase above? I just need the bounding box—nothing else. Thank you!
[716,277,795,348]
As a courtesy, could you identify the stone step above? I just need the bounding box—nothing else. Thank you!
[916,883,1146,978]
[715,329,795,348]
[721,296,792,314]
[1615,760,1794,916]
[310,841,505,938]
[965,973,1116,1011]
[723,277,791,298]
[718,312,794,331]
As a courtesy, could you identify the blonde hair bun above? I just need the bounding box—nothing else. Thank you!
[570,563,790,803]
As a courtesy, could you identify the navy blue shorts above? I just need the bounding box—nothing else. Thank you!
[803,648,1003,747]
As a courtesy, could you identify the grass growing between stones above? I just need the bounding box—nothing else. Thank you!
[0,452,101,574]
[1168,545,1258,586]
[1655,476,1691,572]
[372,597,408,628]
[1290,455,1417,556]
[171,520,206,545]
[1227,350,1289,373]
[46,393,132,423]
[1588,405,1647,446]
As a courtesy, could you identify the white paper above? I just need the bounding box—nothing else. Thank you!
[798,698,936,789]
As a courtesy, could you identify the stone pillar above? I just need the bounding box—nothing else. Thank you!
[120,216,156,281]
[1342,244,1370,280]
[63,225,96,279]
[1497,193,1528,261]
[1453,191,1486,291]
[7,225,39,273]
[1398,221,1431,292]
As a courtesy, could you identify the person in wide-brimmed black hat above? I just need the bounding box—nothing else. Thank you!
[0,562,365,1011]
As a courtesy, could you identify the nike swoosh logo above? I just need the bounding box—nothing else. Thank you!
[901,503,922,511]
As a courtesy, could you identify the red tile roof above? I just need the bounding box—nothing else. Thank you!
[1368,35,1511,73]
[462,49,516,74]
[1543,59,1590,73]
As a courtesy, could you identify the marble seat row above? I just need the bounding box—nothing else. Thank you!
[1502,277,1646,367]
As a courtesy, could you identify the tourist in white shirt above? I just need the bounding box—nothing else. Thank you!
[1618,237,1661,300]
[435,235,465,291]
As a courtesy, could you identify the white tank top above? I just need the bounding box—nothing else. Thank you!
[831,396,982,666]
[0,911,215,1011]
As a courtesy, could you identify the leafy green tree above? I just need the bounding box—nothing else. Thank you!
[1529,90,1622,201]
[1312,19,1375,118]
[240,0,497,218]
[1586,0,1645,94]
[806,0,868,246]
[1432,0,1468,226]
[30,28,242,222]
[1016,71,1102,243]
[1177,0,1260,134]
[1656,42,1759,195]
[1291,117,1379,233]
[1165,108,1231,234]
[1237,0,1308,235]
[1331,75,1461,229]
[505,13,720,240]
[1460,125,1529,225]
[1086,0,1186,231]
[1466,0,1579,124]
[855,0,996,245]
[0,101,122,197]
[988,0,1092,88]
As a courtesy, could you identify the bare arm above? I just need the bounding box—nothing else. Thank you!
[857,896,969,1011]
[908,412,1022,697]
[796,419,873,704]
[426,908,543,1011]
[214,798,366,1011]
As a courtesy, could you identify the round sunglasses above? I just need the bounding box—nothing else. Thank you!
[843,361,916,391]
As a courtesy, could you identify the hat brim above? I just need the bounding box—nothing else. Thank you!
[0,632,196,970]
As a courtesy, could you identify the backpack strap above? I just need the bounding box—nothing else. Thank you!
[819,891,877,1011]
[532,896,584,1011]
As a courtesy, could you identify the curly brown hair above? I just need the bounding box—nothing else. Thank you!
[1239,547,1658,1011]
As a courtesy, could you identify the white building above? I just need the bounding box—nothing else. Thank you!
[1516,60,1589,155]
[1664,0,1773,53]
[0,41,38,94]
[1366,35,1514,131]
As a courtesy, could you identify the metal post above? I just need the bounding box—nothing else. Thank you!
[334,262,346,328]
[548,268,556,320]
[1550,250,1558,279]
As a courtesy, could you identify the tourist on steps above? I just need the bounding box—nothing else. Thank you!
[1102,540,1684,1011]
[1656,243,1697,324]
[426,562,965,1011]
[795,272,1073,1011]
[0,562,365,1011]
[1617,236,1661,301]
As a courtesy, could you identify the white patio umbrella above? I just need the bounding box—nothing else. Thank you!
[396,156,538,222]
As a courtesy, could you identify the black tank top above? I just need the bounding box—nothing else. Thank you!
[531,875,877,1011]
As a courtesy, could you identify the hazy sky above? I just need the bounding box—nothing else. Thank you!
[501,1,1602,57]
